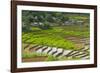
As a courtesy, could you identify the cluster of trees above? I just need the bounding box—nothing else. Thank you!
[22,10,90,31]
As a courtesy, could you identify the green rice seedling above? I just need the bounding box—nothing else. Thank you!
[22,25,89,50]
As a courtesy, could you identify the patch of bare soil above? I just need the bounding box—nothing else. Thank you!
[22,56,47,62]
[66,36,89,49]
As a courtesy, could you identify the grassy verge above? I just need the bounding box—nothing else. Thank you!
[22,52,58,61]
[22,52,81,61]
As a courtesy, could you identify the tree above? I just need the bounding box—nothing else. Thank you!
[22,10,90,31]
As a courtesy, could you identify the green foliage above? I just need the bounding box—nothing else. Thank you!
[22,51,81,61]
[22,25,89,50]
[22,52,58,61]
[38,22,51,30]
[22,10,90,31]
[22,52,47,58]
[46,55,58,61]
[22,52,39,58]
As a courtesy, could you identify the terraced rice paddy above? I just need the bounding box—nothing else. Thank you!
[22,26,90,62]
[22,43,89,62]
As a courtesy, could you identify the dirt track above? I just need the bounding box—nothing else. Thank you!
[22,56,47,62]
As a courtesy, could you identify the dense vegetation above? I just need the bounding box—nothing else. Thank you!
[22,10,90,31]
